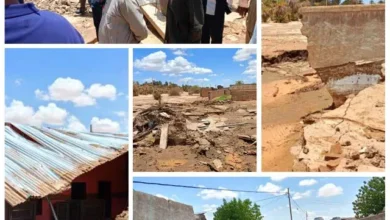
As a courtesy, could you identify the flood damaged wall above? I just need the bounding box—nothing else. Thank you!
[231,90,257,101]
[300,5,385,69]
[133,191,195,220]
[208,89,229,100]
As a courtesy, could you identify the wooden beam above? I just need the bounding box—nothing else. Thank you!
[159,124,169,149]
[141,4,166,39]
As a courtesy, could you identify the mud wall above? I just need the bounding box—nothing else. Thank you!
[231,90,257,101]
[208,89,229,100]
[230,84,257,90]
[300,5,385,69]
[200,88,212,97]
[133,191,195,220]
[343,212,385,220]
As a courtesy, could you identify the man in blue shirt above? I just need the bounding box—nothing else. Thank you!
[5,0,84,44]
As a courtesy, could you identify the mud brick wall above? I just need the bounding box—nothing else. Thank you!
[231,90,257,101]
[230,84,257,90]
[300,5,385,69]
[200,88,212,97]
[133,191,196,220]
[208,89,229,100]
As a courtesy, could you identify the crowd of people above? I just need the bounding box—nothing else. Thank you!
[5,0,256,44]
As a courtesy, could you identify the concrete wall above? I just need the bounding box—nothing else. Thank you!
[231,90,257,101]
[133,191,195,220]
[300,5,385,69]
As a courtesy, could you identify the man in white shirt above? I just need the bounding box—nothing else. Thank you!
[99,0,148,44]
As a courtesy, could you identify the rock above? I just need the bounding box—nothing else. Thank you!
[379,160,385,168]
[303,147,309,154]
[349,151,360,160]
[199,138,210,146]
[160,112,171,118]
[213,159,223,170]
[344,160,359,170]
[365,147,378,159]
[327,158,341,169]
[201,119,210,125]
[341,141,351,146]
[324,153,342,161]
[370,156,381,167]
[330,143,342,154]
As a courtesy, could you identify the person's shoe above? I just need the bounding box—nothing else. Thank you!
[76,9,86,15]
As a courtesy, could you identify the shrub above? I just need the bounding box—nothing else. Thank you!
[153,90,162,105]
[273,3,291,23]
[133,84,139,96]
[168,87,181,96]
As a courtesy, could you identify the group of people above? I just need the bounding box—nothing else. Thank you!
[5,0,256,44]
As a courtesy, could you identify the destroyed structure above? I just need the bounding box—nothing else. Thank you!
[133,85,257,172]
[292,5,385,172]
[5,123,129,220]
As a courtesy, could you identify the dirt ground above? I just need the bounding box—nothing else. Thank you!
[28,0,248,44]
[262,22,385,172]
[133,94,257,172]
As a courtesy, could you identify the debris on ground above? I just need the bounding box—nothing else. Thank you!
[133,101,257,172]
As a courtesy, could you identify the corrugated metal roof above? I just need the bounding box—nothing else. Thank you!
[5,123,128,207]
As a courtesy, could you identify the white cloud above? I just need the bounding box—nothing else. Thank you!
[134,51,212,76]
[91,117,120,133]
[35,77,117,107]
[173,49,188,56]
[114,111,127,117]
[143,78,154,83]
[318,184,343,198]
[87,84,117,100]
[233,48,257,61]
[202,204,218,213]
[197,187,238,200]
[5,100,68,127]
[292,190,312,200]
[67,115,87,132]
[257,183,286,195]
[14,79,22,86]
[243,59,257,77]
[299,179,318,187]
[270,176,288,182]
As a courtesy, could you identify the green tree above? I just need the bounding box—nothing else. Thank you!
[235,80,244,85]
[378,0,384,3]
[352,177,385,218]
[214,198,263,220]
[370,0,375,3]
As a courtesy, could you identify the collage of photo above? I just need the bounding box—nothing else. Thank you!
[3,0,387,220]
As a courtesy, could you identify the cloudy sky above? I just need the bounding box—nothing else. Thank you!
[5,49,128,134]
[133,48,257,87]
[133,177,372,220]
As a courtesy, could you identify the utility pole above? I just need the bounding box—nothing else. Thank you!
[288,188,293,220]
[90,124,93,132]
[306,211,308,220]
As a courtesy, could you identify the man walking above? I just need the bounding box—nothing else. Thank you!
[201,0,231,44]
[99,0,148,43]
[165,0,204,43]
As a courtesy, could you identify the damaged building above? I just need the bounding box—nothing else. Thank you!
[5,123,129,220]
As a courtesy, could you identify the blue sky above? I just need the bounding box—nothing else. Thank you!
[133,177,373,220]
[5,49,128,133]
[133,48,257,87]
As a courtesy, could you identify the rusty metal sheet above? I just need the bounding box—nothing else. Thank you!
[5,123,128,207]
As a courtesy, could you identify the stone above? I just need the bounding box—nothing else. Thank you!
[370,156,381,167]
[330,143,342,154]
[292,161,308,172]
[303,147,309,154]
[319,165,331,172]
[327,158,341,169]
[213,159,223,170]
[341,141,351,146]
[324,153,342,161]
[349,151,360,160]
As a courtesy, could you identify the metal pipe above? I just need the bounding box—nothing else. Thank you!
[46,196,58,220]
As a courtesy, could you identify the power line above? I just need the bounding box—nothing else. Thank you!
[254,194,287,203]
[292,199,305,213]
[133,181,285,195]
[260,194,286,208]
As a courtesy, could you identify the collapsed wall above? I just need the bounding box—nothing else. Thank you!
[300,5,385,106]
[133,191,196,220]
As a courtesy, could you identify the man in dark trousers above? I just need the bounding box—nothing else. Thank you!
[165,0,204,43]
[201,0,231,44]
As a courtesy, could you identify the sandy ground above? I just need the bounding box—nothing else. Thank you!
[133,94,257,172]
[262,22,307,58]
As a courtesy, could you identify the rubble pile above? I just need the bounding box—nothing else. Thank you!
[27,0,90,15]
[292,83,385,172]
[133,102,257,172]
